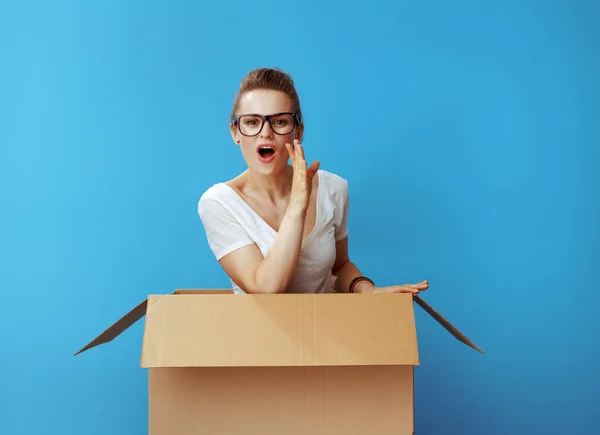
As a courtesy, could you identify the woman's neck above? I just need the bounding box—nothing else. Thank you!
[244,164,294,205]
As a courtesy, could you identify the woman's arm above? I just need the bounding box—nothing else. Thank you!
[332,237,429,294]
[218,206,306,294]
[331,237,376,293]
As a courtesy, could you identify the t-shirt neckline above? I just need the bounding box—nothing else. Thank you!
[219,170,323,245]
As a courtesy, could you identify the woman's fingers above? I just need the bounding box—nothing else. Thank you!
[286,142,295,163]
[381,283,428,294]
[287,140,309,172]
[409,281,429,289]
[390,286,420,294]
[401,281,428,289]
[294,139,305,163]
[307,160,320,178]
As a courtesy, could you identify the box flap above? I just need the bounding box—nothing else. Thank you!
[414,295,484,354]
[73,290,233,356]
[141,292,419,368]
[73,298,149,356]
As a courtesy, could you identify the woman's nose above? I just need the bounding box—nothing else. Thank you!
[260,120,275,137]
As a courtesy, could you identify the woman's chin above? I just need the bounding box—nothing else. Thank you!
[247,158,287,176]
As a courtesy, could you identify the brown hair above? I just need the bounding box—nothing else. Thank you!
[230,67,303,124]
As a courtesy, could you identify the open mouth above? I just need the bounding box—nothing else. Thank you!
[257,146,276,160]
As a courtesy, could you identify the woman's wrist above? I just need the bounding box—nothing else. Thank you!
[348,276,376,293]
[286,203,307,219]
[354,280,376,293]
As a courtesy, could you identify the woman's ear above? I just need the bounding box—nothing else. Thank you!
[230,124,240,145]
[295,123,304,143]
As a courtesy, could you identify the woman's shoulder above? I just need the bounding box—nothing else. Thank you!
[197,181,244,222]
[318,169,348,188]
[318,169,349,199]
[198,182,231,205]
[199,172,247,203]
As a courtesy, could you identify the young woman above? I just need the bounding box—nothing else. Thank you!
[198,67,429,295]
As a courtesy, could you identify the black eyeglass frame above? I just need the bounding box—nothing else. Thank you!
[231,112,302,137]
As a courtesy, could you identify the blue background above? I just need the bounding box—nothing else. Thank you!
[1,0,598,434]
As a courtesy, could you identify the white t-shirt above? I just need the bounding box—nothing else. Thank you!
[197,169,349,294]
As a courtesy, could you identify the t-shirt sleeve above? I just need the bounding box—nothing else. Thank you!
[198,197,255,261]
[335,178,349,241]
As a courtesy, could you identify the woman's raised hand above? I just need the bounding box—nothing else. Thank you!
[286,139,319,214]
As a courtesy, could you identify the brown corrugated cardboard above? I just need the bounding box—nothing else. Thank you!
[75,290,482,435]
[148,366,415,435]
[141,292,419,368]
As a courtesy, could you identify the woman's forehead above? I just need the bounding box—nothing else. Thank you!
[238,89,292,114]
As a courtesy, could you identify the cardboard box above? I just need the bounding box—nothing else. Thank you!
[75,290,482,435]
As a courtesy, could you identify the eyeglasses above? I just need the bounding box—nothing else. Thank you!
[232,112,300,137]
